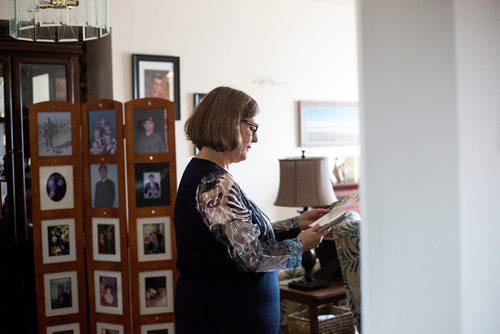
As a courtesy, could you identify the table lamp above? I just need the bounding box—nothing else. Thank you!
[274,152,337,290]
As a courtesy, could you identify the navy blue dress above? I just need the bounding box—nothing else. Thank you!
[174,158,302,334]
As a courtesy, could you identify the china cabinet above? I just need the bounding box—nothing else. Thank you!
[0,20,84,333]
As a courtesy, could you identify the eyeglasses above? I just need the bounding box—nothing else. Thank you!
[240,119,259,134]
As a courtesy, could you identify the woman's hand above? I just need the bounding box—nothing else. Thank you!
[298,208,330,230]
[297,224,330,251]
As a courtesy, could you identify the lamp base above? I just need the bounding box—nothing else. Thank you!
[288,277,328,291]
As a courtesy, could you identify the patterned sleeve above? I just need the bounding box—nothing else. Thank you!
[196,172,302,272]
[272,216,299,233]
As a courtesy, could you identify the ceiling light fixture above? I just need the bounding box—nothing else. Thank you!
[9,0,110,42]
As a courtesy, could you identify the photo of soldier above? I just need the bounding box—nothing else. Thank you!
[134,113,166,153]
[92,164,117,208]
[37,112,72,156]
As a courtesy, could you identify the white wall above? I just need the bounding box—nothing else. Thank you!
[109,0,359,220]
[455,1,500,332]
[359,0,500,333]
[0,1,10,17]
[0,1,358,219]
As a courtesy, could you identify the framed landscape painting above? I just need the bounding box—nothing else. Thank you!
[299,101,359,147]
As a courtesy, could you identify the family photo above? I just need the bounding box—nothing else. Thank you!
[88,109,117,155]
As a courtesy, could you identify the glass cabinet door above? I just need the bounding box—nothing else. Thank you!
[13,57,78,240]
[0,58,13,244]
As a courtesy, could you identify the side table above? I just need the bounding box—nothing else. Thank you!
[280,279,346,334]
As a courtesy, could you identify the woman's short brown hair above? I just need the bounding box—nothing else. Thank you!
[185,86,259,152]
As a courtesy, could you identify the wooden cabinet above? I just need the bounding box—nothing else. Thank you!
[0,20,83,334]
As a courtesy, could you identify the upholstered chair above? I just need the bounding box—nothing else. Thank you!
[331,211,362,333]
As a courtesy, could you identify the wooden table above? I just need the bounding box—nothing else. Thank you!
[280,279,347,334]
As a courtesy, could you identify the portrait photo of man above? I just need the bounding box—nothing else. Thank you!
[91,163,118,208]
[133,110,167,154]
[148,72,169,99]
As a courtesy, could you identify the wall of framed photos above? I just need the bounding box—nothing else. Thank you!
[29,98,177,334]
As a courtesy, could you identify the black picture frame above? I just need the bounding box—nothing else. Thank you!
[193,93,206,108]
[134,163,170,208]
[192,93,206,155]
[132,54,181,120]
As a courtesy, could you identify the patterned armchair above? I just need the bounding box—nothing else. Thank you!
[331,212,361,333]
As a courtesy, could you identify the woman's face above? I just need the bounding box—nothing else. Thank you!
[231,118,258,163]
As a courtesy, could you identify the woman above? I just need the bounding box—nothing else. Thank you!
[174,86,330,333]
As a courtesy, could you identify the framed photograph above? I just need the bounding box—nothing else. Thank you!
[88,109,117,155]
[44,271,79,317]
[193,93,206,108]
[138,270,174,315]
[39,165,74,210]
[96,322,124,334]
[90,163,118,208]
[46,322,80,334]
[132,54,181,120]
[94,270,123,315]
[37,111,72,157]
[299,101,359,147]
[133,108,168,154]
[141,323,175,334]
[41,218,76,264]
[192,93,206,155]
[137,217,172,262]
[92,217,121,262]
[134,163,170,208]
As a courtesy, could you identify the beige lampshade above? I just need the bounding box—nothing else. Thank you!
[274,157,337,207]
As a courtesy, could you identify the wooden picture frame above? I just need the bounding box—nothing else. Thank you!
[41,218,76,264]
[138,270,174,315]
[39,165,74,210]
[88,109,118,155]
[46,322,80,334]
[132,54,181,120]
[299,101,359,147]
[94,270,123,315]
[92,217,121,262]
[36,111,73,157]
[132,108,168,154]
[136,216,172,262]
[96,322,124,334]
[44,271,79,317]
[90,163,119,209]
[134,163,170,208]
[140,323,175,334]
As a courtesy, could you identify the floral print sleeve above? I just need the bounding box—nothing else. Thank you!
[196,172,302,272]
